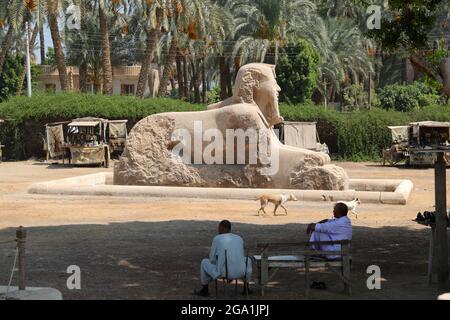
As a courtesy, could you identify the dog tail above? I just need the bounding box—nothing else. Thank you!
[255,196,263,201]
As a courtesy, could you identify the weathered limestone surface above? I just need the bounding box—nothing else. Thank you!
[114,63,349,190]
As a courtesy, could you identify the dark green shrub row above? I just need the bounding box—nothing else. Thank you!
[0,93,205,159]
[0,93,449,161]
[280,103,450,161]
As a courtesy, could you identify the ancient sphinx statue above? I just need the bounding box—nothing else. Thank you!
[114,63,349,190]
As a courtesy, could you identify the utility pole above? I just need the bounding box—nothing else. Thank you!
[25,22,32,97]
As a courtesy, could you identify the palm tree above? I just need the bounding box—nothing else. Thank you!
[135,0,164,99]
[231,0,316,65]
[39,21,45,64]
[0,25,14,75]
[97,0,113,95]
[45,0,70,91]
[65,5,99,93]
[156,0,233,101]
[300,16,375,103]
[158,0,216,97]
[0,0,19,75]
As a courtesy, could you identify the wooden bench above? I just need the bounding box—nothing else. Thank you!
[254,240,352,298]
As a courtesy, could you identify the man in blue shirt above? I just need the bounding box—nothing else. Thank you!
[306,202,352,260]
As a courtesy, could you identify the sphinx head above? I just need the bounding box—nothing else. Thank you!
[234,63,283,127]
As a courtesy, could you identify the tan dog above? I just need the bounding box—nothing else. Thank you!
[256,194,298,216]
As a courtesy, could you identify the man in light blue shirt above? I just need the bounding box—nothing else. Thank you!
[306,202,352,260]
[194,220,252,297]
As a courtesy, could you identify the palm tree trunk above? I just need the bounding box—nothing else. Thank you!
[219,56,228,100]
[39,25,45,65]
[49,11,69,91]
[226,60,233,97]
[99,6,113,95]
[234,57,241,79]
[136,8,163,98]
[79,1,87,92]
[79,61,88,92]
[159,37,178,96]
[176,53,184,99]
[17,24,39,96]
[183,54,188,99]
[334,0,340,18]
[191,60,200,103]
[0,24,14,75]
[201,58,207,103]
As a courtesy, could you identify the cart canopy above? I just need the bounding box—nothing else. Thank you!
[284,122,318,149]
[388,126,409,143]
[68,121,101,127]
[108,120,128,139]
[409,121,450,128]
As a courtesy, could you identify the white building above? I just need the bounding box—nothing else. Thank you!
[36,64,160,97]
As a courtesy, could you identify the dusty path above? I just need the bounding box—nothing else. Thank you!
[0,161,449,299]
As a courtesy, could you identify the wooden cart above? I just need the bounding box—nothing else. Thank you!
[384,122,450,166]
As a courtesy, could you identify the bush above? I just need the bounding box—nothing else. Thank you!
[1,93,450,161]
[0,93,205,159]
[342,83,380,111]
[0,55,40,102]
[378,82,441,112]
[280,103,450,161]
[276,39,320,104]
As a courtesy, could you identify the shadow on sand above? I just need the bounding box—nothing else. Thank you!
[0,221,446,300]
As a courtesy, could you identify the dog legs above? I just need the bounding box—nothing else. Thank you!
[258,199,268,216]
[273,204,279,216]
[280,204,288,215]
[258,207,267,216]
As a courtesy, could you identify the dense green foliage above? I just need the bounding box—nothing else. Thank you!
[0,94,205,159]
[276,39,320,104]
[364,0,444,51]
[0,93,205,121]
[0,54,39,102]
[281,103,450,161]
[378,82,442,112]
[1,94,450,161]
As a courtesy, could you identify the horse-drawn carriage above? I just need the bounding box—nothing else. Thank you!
[383,122,450,166]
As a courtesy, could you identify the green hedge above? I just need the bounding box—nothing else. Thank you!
[0,93,449,161]
[0,93,205,159]
[281,103,450,161]
[0,93,205,121]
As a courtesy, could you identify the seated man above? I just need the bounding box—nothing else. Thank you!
[194,220,252,297]
[306,202,352,260]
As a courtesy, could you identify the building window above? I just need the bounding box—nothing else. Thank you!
[121,84,135,95]
[45,84,56,93]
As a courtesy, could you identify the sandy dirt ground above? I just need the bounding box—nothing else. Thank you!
[0,160,449,300]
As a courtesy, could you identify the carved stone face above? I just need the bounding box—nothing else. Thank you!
[235,63,283,127]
